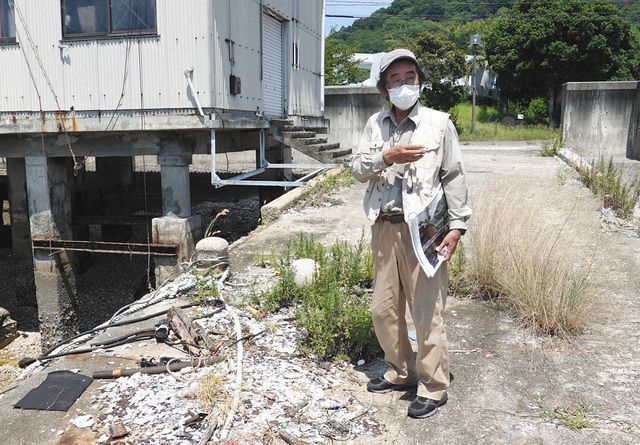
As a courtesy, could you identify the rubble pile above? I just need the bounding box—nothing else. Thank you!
[88,301,380,444]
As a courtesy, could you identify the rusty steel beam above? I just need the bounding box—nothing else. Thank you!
[32,239,178,257]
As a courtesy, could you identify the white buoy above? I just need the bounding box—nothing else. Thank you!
[291,258,317,287]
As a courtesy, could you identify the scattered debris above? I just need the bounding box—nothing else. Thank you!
[0,307,18,348]
[108,420,129,439]
[70,414,95,429]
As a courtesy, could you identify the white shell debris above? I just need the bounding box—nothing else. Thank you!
[82,266,380,444]
[70,414,94,428]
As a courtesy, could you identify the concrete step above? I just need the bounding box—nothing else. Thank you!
[325,147,352,158]
[302,137,328,145]
[283,125,306,132]
[304,126,329,134]
[306,142,340,152]
[285,131,317,139]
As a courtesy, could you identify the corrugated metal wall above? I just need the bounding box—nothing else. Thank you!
[262,14,284,118]
[0,0,323,117]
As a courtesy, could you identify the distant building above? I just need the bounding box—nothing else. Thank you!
[349,51,498,98]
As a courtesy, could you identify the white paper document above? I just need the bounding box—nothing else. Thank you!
[407,185,449,278]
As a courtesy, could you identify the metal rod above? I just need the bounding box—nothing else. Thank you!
[213,179,308,187]
[210,129,221,183]
[259,128,266,168]
[266,163,339,169]
[297,169,324,183]
[32,239,178,256]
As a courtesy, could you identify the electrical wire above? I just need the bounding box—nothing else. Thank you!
[11,1,81,173]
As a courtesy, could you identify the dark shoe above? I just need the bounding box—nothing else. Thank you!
[407,394,448,418]
[367,376,418,393]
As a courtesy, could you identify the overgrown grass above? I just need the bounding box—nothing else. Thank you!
[540,137,562,157]
[258,233,379,361]
[577,156,640,220]
[189,274,220,304]
[462,188,594,335]
[539,398,594,430]
[300,167,356,206]
[450,103,559,142]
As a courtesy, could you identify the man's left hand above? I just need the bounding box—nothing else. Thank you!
[436,229,462,261]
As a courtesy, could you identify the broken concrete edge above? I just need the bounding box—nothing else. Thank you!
[558,147,640,219]
[557,147,591,172]
[259,167,345,225]
[228,167,346,255]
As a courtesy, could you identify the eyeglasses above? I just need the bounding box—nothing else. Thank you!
[386,74,418,89]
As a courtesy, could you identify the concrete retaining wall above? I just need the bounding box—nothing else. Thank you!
[324,86,389,150]
[562,81,640,160]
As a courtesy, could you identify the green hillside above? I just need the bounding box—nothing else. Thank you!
[330,0,516,52]
[331,0,640,53]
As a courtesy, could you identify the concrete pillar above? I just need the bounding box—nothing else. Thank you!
[158,153,192,218]
[25,156,79,347]
[153,138,201,284]
[6,158,33,268]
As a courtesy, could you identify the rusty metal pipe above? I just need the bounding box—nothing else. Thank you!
[92,355,224,379]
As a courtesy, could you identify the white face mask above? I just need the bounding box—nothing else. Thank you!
[388,84,420,110]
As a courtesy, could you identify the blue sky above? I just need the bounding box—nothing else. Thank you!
[324,1,393,37]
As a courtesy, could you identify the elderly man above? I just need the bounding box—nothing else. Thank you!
[350,49,471,419]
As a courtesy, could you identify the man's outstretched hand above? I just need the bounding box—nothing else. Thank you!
[436,229,462,261]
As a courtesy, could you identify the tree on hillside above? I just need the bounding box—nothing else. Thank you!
[407,32,467,112]
[331,0,515,52]
[324,34,361,86]
[486,0,640,125]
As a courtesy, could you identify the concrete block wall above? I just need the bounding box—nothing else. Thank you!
[324,86,389,151]
[562,81,640,160]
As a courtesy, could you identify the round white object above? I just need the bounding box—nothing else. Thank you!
[292,258,317,287]
[195,237,229,259]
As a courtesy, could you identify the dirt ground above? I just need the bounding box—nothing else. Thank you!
[0,142,638,444]
[234,141,640,444]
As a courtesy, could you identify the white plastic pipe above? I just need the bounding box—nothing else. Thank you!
[184,68,205,118]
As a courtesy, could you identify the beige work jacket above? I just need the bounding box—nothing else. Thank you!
[350,103,471,232]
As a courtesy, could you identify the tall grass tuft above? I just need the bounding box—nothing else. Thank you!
[577,156,640,220]
[259,233,379,360]
[465,188,594,335]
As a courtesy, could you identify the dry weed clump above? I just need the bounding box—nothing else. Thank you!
[194,371,230,413]
[465,188,594,335]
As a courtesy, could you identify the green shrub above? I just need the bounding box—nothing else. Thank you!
[578,157,640,219]
[525,98,548,125]
[259,233,379,360]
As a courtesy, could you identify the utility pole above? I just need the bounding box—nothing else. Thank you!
[470,34,481,134]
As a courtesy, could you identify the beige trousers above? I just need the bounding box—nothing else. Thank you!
[371,219,450,400]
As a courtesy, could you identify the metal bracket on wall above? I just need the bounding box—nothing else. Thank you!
[210,128,338,188]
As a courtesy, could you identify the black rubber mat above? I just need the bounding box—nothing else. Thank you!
[14,370,93,411]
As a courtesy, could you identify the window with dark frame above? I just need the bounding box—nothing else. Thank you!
[0,0,16,43]
[62,0,156,38]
